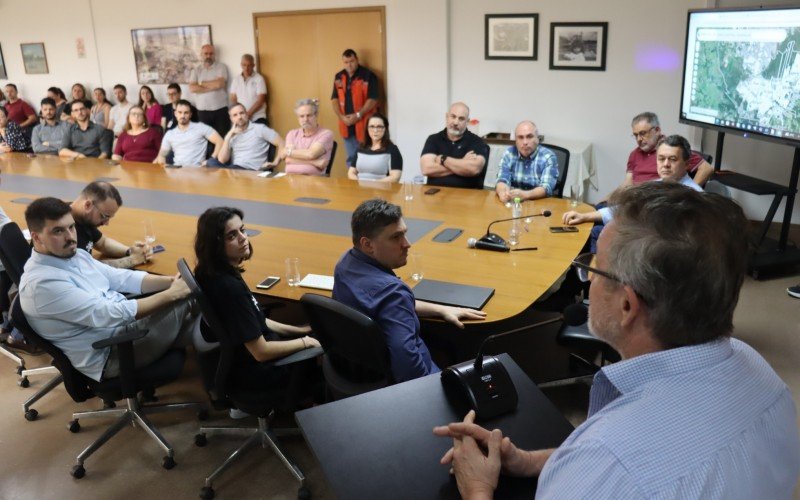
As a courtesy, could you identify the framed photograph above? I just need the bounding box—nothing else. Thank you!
[20,43,48,74]
[0,44,6,79]
[131,25,212,84]
[549,22,608,71]
[485,14,538,60]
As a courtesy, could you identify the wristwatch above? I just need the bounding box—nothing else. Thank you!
[356,111,362,120]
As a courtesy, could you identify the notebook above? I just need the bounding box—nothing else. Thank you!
[298,274,335,291]
[411,279,494,310]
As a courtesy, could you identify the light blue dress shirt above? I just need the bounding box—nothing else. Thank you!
[19,249,146,381]
[536,338,800,499]
[598,174,702,224]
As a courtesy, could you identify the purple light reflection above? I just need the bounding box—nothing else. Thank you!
[635,45,681,71]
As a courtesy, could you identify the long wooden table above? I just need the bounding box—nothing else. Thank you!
[0,153,590,325]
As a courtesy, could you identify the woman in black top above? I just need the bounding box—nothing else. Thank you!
[194,207,320,390]
[346,113,403,183]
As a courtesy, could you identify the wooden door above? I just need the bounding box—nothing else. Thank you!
[255,8,386,178]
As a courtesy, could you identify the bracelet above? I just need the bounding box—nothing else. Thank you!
[301,337,307,348]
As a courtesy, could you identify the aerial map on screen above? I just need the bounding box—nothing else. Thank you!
[681,9,800,144]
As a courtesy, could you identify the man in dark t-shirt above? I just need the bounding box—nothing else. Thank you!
[420,102,489,189]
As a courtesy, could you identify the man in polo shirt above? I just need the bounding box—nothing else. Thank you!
[107,84,134,138]
[31,97,68,155]
[282,98,334,176]
[495,120,559,202]
[154,100,223,167]
[420,102,489,189]
[230,54,268,126]
[3,83,37,129]
[59,100,113,159]
[330,49,380,167]
[189,44,230,137]
[215,103,283,170]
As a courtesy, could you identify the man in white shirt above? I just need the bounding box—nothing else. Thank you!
[154,100,223,167]
[107,84,134,137]
[189,44,230,137]
[214,103,283,170]
[229,54,268,126]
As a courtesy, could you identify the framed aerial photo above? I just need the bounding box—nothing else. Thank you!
[549,22,608,71]
[0,44,7,79]
[131,25,212,84]
[485,14,538,60]
[21,43,49,74]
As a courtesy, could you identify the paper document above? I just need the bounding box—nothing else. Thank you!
[298,274,335,291]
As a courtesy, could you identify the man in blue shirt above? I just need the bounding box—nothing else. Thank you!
[435,183,799,498]
[495,121,559,203]
[333,199,486,382]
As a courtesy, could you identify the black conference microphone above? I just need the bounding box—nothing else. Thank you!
[441,303,588,421]
[477,210,553,248]
[466,237,510,252]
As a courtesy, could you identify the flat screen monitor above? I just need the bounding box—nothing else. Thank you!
[680,7,800,148]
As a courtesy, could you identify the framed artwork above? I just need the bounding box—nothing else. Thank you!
[131,25,212,84]
[0,44,6,79]
[20,43,48,74]
[485,14,538,60]
[549,22,608,71]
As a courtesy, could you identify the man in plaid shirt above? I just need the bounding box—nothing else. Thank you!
[495,121,558,203]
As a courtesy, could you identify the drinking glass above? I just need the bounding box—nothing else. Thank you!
[285,258,301,287]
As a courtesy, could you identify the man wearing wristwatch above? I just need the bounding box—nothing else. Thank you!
[330,49,380,169]
[420,102,489,189]
[70,181,152,269]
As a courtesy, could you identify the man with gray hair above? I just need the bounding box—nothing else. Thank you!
[281,98,334,175]
[189,44,230,137]
[229,54,268,126]
[333,198,486,382]
[435,182,799,498]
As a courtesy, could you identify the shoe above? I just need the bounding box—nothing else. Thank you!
[788,285,800,299]
[229,408,251,419]
[5,336,44,355]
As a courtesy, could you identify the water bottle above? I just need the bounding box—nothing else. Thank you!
[509,197,522,246]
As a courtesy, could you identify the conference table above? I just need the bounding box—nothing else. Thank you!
[0,153,590,325]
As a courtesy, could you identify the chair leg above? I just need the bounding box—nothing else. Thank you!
[141,401,205,416]
[72,407,128,420]
[0,344,24,368]
[76,412,132,466]
[260,418,305,484]
[131,410,174,457]
[22,373,63,414]
[203,431,262,487]
[21,365,58,377]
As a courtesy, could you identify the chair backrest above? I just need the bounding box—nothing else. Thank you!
[10,297,95,402]
[299,293,392,382]
[703,179,732,198]
[324,141,338,176]
[541,143,571,198]
[0,222,32,286]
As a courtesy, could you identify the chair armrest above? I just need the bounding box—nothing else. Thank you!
[273,346,323,367]
[92,329,149,349]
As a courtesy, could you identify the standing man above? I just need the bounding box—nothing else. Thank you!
[330,49,380,167]
[495,120,559,202]
[333,199,486,382]
[435,183,800,499]
[230,54,268,126]
[189,44,230,137]
[282,99,334,175]
[154,99,223,167]
[31,97,69,155]
[216,103,283,170]
[420,102,489,189]
[3,84,37,129]
[107,84,134,138]
[59,100,113,159]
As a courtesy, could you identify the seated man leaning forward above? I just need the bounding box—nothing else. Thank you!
[495,121,558,202]
[281,98,334,175]
[19,197,196,382]
[435,182,800,499]
[420,102,489,189]
[154,99,223,167]
[214,103,284,171]
[333,199,486,383]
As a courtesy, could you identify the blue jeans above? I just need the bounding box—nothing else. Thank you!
[343,135,359,167]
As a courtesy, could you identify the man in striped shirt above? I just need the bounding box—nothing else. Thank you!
[436,182,799,499]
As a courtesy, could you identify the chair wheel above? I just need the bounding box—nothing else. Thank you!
[16,365,23,375]
[298,486,311,499]
[71,465,85,479]
[18,377,29,388]
[103,400,116,409]
[198,409,209,421]
[68,419,80,433]
[199,486,215,500]
[24,409,38,421]
[194,433,207,447]
[162,456,176,469]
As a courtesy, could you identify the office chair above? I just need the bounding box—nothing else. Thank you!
[0,222,64,420]
[541,143,571,198]
[10,297,206,478]
[300,293,393,400]
[324,141,338,176]
[177,259,322,500]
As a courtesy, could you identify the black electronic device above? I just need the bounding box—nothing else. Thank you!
[550,226,579,233]
[151,244,166,254]
[256,276,281,290]
[466,237,510,252]
[433,227,463,243]
[441,304,588,421]
[474,211,552,249]
[424,188,441,195]
[165,164,182,169]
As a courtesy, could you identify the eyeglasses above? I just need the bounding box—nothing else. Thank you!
[631,127,654,140]
[368,125,385,130]
[91,202,113,221]
[571,252,621,284]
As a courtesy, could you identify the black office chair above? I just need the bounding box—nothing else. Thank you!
[10,297,205,478]
[541,143,571,198]
[177,258,322,500]
[324,141,338,176]
[300,293,393,400]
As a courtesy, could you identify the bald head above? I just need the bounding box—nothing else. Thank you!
[515,121,540,158]
[445,102,470,139]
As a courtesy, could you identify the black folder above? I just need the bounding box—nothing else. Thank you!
[411,279,494,310]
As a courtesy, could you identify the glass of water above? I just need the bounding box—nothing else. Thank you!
[409,253,424,282]
[144,220,156,245]
[569,183,581,207]
[285,258,301,287]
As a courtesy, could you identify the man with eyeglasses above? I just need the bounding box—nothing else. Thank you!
[435,182,799,499]
[70,181,151,269]
[58,100,113,159]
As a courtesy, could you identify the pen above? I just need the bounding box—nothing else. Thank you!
[512,247,538,252]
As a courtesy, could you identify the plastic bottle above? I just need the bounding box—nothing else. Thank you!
[509,197,522,246]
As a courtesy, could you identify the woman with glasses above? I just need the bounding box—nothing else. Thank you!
[112,106,162,163]
[346,113,402,183]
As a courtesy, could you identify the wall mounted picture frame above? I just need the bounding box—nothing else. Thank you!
[131,25,212,84]
[0,44,7,79]
[549,22,608,71]
[485,14,539,60]
[20,43,48,74]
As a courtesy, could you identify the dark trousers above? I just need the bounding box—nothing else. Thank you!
[198,107,231,138]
